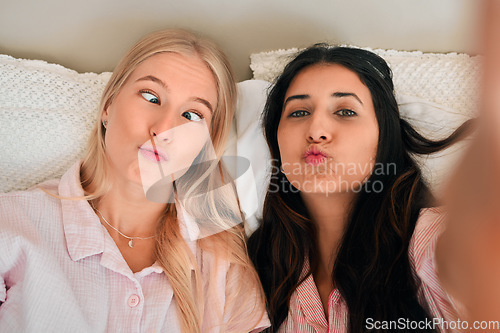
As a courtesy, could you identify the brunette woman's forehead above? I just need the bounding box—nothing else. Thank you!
[284,64,372,104]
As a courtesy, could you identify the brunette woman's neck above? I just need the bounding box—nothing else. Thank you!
[301,191,353,264]
[300,191,354,317]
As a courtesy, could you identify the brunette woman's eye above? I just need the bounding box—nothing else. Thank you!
[289,110,310,118]
[336,109,357,117]
[182,111,203,122]
[140,91,160,105]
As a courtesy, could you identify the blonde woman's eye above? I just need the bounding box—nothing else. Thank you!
[289,110,309,118]
[182,111,203,122]
[337,109,357,117]
[140,91,160,105]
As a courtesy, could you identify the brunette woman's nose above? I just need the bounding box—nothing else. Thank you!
[307,115,331,143]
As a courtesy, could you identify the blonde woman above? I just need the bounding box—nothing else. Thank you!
[0,29,268,332]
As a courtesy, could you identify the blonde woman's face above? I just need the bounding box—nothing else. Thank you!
[102,52,218,192]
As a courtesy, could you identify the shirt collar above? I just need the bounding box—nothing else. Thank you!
[59,162,197,272]
[59,162,200,273]
[296,258,329,330]
[59,161,105,262]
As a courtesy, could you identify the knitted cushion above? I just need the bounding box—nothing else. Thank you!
[0,55,112,192]
[250,47,481,118]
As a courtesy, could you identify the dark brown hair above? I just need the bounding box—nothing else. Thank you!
[248,45,472,332]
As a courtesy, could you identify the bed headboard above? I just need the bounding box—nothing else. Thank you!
[0,0,479,81]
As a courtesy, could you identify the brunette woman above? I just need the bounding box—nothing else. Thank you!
[248,45,475,332]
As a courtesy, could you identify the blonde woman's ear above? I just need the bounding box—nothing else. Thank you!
[101,108,109,129]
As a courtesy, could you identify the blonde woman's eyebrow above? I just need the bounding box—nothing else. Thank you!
[136,75,167,88]
[191,97,213,114]
[136,75,213,113]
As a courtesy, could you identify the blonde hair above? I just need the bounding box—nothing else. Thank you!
[80,29,264,332]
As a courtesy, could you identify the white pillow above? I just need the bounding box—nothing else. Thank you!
[396,94,472,197]
[0,55,112,193]
[232,80,272,230]
[250,47,481,118]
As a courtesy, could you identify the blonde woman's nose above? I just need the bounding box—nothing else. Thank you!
[150,113,178,143]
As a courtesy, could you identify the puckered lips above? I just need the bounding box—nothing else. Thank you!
[303,145,329,166]
[139,145,168,163]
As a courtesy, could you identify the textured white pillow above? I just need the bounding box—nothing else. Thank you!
[0,55,112,193]
[250,47,481,118]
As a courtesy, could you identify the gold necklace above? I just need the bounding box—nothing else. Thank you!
[92,205,156,248]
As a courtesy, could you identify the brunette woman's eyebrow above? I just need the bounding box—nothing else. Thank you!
[332,92,363,105]
[136,75,167,88]
[284,92,363,107]
[284,94,309,107]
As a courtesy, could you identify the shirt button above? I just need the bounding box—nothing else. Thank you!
[127,294,140,307]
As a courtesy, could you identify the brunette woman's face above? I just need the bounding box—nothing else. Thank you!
[277,64,379,195]
[102,52,218,192]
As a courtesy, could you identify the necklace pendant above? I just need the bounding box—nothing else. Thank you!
[128,239,134,248]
